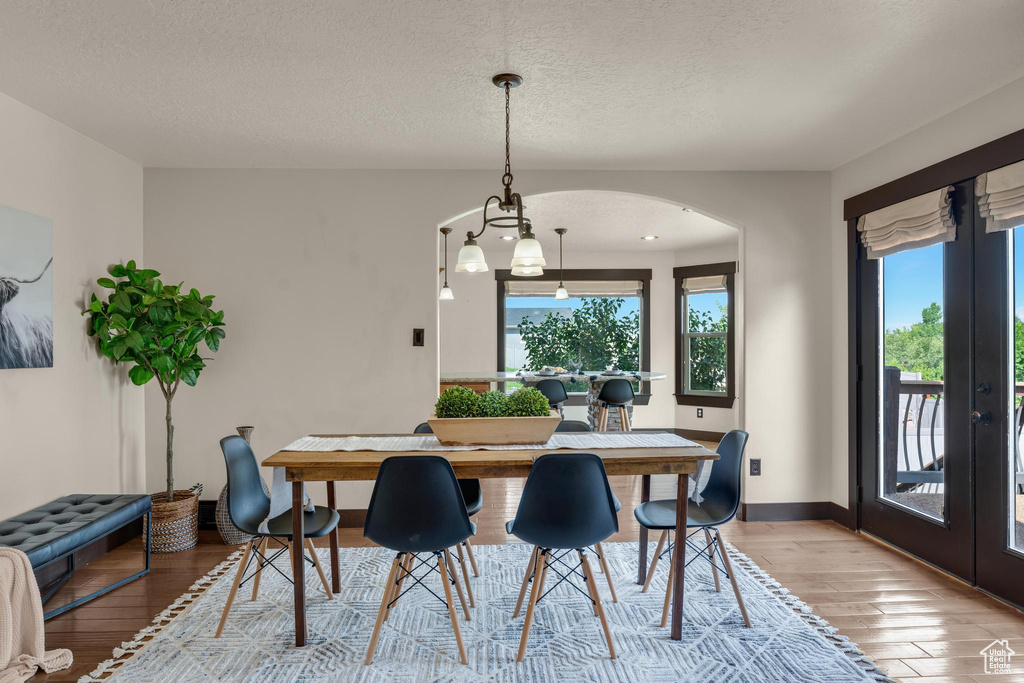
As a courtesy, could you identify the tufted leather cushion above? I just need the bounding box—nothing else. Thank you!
[0,494,151,568]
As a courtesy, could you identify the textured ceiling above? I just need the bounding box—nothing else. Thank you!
[1,1,1023,169]
[445,191,736,253]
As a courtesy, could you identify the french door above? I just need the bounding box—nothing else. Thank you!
[856,179,1024,607]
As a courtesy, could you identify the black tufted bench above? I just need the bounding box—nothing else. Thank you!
[0,494,152,618]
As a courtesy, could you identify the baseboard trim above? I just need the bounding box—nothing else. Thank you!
[674,428,726,442]
[829,502,857,530]
[339,509,367,528]
[739,501,832,522]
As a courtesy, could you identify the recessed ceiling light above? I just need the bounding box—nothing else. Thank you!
[641,235,659,241]
[500,235,517,240]
[681,207,694,212]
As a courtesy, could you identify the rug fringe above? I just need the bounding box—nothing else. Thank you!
[726,544,896,683]
[77,548,247,682]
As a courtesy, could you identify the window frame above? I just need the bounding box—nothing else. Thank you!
[495,268,652,406]
[674,261,737,408]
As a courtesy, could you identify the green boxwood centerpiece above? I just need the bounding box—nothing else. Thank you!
[429,386,558,446]
[434,386,549,418]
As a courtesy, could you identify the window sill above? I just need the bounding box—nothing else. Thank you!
[674,394,735,408]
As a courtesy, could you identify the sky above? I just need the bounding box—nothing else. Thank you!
[507,295,640,316]
[882,236,1024,331]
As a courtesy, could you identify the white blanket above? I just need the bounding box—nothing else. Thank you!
[0,547,72,682]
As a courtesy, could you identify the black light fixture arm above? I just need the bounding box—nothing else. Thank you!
[440,227,452,286]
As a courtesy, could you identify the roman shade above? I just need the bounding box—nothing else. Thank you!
[682,274,727,293]
[977,159,1024,233]
[505,280,642,297]
[856,186,955,259]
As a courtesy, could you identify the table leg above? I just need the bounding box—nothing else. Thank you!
[326,481,340,594]
[292,481,306,646]
[636,473,651,585]
[670,473,688,640]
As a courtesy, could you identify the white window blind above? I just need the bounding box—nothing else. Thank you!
[682,274,727,293]
[856,186,955,259]
[505,280,641,297]
[977,159,1024,233]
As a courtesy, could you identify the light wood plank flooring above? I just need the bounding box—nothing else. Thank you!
[34,474,1024,682]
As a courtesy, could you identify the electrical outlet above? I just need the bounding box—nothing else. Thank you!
[696,408,703,418]
[750,459,761,476]
[412,328,425,346]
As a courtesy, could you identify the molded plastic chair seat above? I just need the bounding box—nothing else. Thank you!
[596,378,634,407]
[554,420,592,432]
[263,506,341,538]
[536,379,569,409]
[415,422,482,517]
[632,498,726,529]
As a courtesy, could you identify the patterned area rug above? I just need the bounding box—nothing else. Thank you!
[83,542,893,682]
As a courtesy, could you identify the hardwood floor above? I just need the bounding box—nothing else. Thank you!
[35,474,1024,682]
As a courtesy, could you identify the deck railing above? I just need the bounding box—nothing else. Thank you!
[882,366,1024,495]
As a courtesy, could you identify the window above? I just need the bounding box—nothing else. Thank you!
[674,262,736,407]
[496,269,651,402]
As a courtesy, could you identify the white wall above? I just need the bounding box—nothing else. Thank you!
[0,91,144,519]
[144,169,831,508]
[829,75,1024,509]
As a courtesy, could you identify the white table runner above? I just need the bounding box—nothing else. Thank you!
[282,431,701,452]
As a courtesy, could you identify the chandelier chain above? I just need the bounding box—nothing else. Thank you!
[503,83,513,188]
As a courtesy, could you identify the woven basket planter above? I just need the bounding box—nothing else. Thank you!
[216,478,269,545]
[145,486,202,553]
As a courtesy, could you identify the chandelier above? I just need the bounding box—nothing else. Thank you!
[454,74,545,277]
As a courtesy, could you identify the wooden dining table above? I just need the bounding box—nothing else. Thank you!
[263,433,718,647]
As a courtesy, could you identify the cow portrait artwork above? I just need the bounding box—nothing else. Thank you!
[0,205,54,369]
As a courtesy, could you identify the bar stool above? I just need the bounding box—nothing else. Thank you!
[535,378,569,416]
[595,378,634,431]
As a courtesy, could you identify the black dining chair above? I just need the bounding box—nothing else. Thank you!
[415,422,481,604]
[595,378,634,431]
[507,453,618,661]
[215,435,340,638]
[363,456,476,665]
[554,419,592,432]
[553,418,619,602]
[632,430,751,628]
[535,378,569,416]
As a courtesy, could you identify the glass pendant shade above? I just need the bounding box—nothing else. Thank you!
[511,264,543,277]
[455,242,488,272]
[510,236,546,267]
[555,284,569,299]
[438,284,454,300]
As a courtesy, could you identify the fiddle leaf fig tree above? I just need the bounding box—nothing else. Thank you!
[83,260,225,501]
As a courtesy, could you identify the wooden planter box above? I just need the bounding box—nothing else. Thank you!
[427,411,560,446]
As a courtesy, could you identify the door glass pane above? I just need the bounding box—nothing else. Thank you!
[879,243,945,520]
[1009,231,1024,553]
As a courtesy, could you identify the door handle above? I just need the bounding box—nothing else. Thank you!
[971,410,992,425]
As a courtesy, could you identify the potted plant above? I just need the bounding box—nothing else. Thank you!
[428,386,559,446]
[83,260,225,552]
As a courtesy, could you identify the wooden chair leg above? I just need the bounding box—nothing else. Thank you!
[513,546,539,618]
[305,538,333,600]
[703,528,721,592]
[463,539,480,577]
[581,552,616,659]
[660,551,674,628]
[581,552,600,617]
[438,553,468,665]
[642,530,668,593]
[250,537,268,601]
[618,406,629,431]
[444,548,471,621]
[594,542,617,603]
[517,550,548,662]
[216,540,253,638]
[455,543,475,608]
[384,553,412,622]
[716,529,751,627]
[597,406,607,431]
[364,555,402,665]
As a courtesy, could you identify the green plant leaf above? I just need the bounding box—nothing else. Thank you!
[126,331,145,350]
[126,259,137,270]
[89,299,103,313]
[109,264,127,277]
[180,366,198,386]
[151,353,175,372]
[109,313,128,328]
[112,339,129,360]
[112,291,131,312]
[204,331,220,352]
[128,365,154,385]
[97,277,116,288]
[138,269,160,279]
